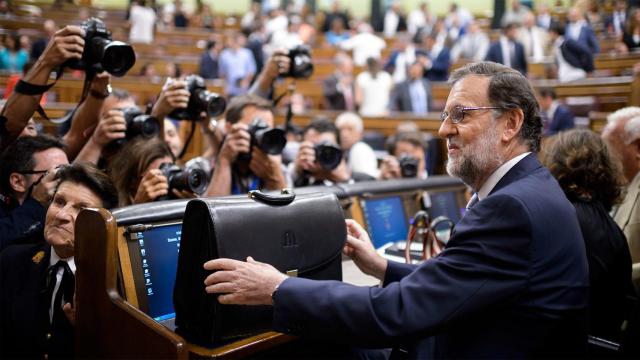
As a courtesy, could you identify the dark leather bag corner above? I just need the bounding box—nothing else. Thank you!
[173,191,346,346]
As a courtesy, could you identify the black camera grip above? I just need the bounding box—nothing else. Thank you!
[248,189,296,206]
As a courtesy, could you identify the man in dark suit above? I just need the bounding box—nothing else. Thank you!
[0,163,117,359]
[417,34,451,82]
[203,62,589,358]
[537,88,575,136]
[565,7,600,54]
[389,61,433,113]
[198,40,219,80]
[322,52,356,111]
[486,22,528,75]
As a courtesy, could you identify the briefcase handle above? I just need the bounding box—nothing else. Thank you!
[248,188,296,206]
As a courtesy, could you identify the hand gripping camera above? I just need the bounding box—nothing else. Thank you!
[169,75,227,121]
[64,18,136,76]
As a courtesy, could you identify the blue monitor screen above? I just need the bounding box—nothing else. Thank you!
[429,191,462,223]
[136,223,181,321]
[361,196,409,248]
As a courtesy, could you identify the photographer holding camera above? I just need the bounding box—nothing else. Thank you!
[290,117,351,187]
[108,137,204,206]
[379,131,428,180]
[206,95,289,196]
[0,25,113,156]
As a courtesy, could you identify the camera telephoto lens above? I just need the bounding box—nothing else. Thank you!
[100,41,136,76]
[170,75,227,120]
[399,155,419,178]
[315,143,343,170]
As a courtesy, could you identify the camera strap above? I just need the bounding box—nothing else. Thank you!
[13,67,65,122]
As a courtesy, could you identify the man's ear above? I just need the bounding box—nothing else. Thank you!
[9,173,27,193]
[501,108,525,143]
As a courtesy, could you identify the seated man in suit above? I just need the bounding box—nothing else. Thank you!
[203,62,589,358]
[537,88,575,136]
[602,107,640,292]
[0,162,117,359]
[389,61,433,114]
[486,22,528,75]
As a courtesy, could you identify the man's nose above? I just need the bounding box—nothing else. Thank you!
[438,118,456,138]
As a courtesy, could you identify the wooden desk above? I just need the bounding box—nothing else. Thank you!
[74,208,295,359]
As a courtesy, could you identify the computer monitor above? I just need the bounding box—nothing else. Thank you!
[427,190,465,223]
[360,195,410,249]
[125,222,182,324]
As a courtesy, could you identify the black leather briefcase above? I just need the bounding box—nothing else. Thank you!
[174,190,346,346]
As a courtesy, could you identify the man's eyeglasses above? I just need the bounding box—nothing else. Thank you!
[440,105,502,124]
[17,170,48,175]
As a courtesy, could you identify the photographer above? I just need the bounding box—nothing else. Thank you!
[74,89,136,165]
[0,135,69,250]
[290,117,351,187]
[0,25,112,158]
[107,137,198,206]
[379,131,427,180]
[249,49,291,99]
[206,95,288,196]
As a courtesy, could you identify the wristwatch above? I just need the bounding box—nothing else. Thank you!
[90,84,112,99]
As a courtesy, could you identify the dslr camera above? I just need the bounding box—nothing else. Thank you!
[285,46,314,79]
[169,75,227,121]
[314,142,343,170]
[65,18,136,76]
[399,155,419,178]
[240,118,287,160]
[121,107,160,141]
[158,162,209,199]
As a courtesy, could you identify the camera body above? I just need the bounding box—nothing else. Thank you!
[65,18,136,76]
[285,46,314,79]
[158,162,209,199]
[314,142,343,170]
[399,155,420,178]
[122,107,159,141]
[169,75,227,121]
[245,118,287,157]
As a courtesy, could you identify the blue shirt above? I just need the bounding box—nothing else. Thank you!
[218,47,256,96]
[0,49,28,73]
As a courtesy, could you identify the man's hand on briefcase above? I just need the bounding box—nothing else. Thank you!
[204,256,287,305]
[344,219,388,281]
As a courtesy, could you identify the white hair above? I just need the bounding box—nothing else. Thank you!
[605,107,640,144]
[335,112,363,133]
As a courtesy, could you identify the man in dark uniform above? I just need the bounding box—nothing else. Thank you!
[0,135,68,251]
[0,162,117,359]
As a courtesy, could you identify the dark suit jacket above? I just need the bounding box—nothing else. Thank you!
[418,48,451,82]
[545,104,575,136]
[573,200,634,341]
[567,24,600,54]
[485,40,528,75]
[389,78,433,112]
[0,243,74,359]
[0,196,47,251]
[560,38,595,73]
[199,51,219,79]
[272,154,589,358]
[322,74,355,111]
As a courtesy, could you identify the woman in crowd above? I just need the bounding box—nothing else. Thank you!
[108,137,190,207]
[540,129,635,342]
[0,33,29,73]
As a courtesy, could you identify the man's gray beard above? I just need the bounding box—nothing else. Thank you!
[446,126,504,189]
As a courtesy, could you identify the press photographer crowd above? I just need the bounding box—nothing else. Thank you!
[1,0,640,358]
